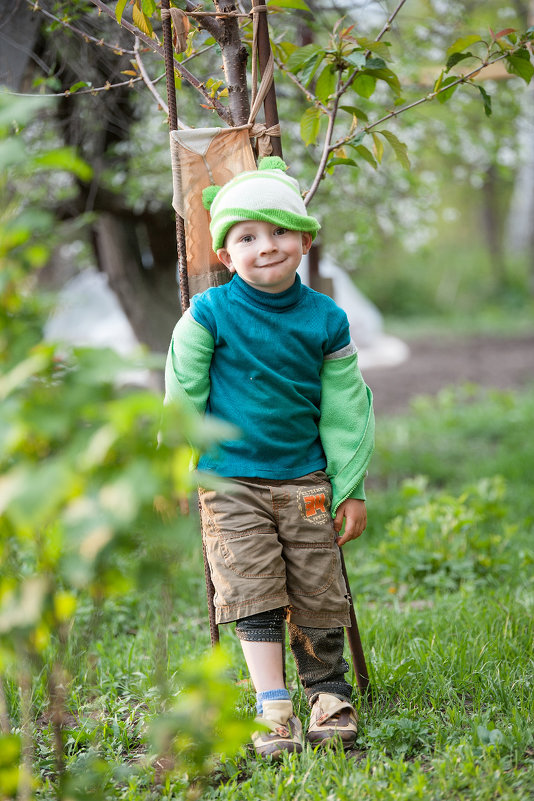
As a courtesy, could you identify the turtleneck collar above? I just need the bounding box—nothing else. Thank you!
[231,273,303,312]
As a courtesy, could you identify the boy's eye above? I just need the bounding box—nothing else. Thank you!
[240,234,254,243]
[274,227,288,236]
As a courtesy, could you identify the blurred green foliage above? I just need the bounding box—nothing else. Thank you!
[0,94,251,799]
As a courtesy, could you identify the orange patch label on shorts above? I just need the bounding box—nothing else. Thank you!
[297,487,331,525]
[303,493,326,517]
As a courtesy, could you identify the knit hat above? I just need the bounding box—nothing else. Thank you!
[202,156,320,251]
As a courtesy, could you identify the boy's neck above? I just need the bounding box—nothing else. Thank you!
[232,273,303,310]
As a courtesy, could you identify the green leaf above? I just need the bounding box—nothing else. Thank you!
[67,81,91,94]
[505,50,534,84]
[351,144,377,169]
[0,94,52,130]
[446,35,483,58]
[445,51,474,72]
[364,67,401,95]
[0,734,21,768]
[372,131,384,163]
[32,148,93,181]
[141,0,156,15]
[346,51,367,70]
[115,0,128,23]
[476,84,492,117]
[354,38,391,58]
[352,73,376,98]
[300,53,324,87]
[300,106,322,146]
[0,139,26,169]
[339,104,369,122]
[286,44,323,73]
[315,64,337,103]
[377,130,410,169]
[365,56,387,71]
[326,157,358,173]
[272,40,298,63]
[268,0,311,9]
[347,130,366,147]
[437,75,459,103]
[132,4,153,37]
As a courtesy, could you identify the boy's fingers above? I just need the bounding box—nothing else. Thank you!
[333,508,344,532]
[336,512,367,547]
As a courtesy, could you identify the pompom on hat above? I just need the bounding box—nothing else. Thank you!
[202,157,320,251]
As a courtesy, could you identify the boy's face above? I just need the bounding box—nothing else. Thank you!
[216,220,313,294]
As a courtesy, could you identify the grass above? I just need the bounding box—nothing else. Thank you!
[5,384,534,800]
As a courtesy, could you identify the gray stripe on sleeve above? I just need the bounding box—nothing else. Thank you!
[324,339,358,360]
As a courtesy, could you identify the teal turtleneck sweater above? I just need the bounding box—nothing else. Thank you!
[165,273,374,512]
[191,273,348,477]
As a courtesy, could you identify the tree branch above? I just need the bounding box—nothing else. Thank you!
[304,70,343,206]
[336,51,512,149]
[134,37,170,118]
[28,0,136,54]
[213,0,250,125]
[184,0,223,40]
[340,0,409,94]
[305,0,410,205]
[274,59,328,111]
[88,0,233,124]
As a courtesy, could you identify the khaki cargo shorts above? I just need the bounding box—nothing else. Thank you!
[198,471,350,628]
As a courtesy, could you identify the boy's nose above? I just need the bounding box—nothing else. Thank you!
[258,235,277,254]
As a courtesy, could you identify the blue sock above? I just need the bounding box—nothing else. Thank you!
[256,688,291,715]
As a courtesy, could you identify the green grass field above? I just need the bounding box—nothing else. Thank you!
[4,383,534,800]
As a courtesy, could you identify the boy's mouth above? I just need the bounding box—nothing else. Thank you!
[257,260,284,268]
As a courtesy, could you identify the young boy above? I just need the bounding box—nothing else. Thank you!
[165,157,374,759]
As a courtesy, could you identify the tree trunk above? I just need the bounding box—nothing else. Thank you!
[92,213,179,352]
[214,0,250,125]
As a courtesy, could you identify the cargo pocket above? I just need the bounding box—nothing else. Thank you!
[219,529,285,579]
[288,547,337,596]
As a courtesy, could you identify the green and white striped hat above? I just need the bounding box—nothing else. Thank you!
[202,156,320,251]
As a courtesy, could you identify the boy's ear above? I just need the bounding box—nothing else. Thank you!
[301,232,313,254]
[216,248,234,271]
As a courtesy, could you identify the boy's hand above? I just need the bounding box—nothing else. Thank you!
[333,498,367,546]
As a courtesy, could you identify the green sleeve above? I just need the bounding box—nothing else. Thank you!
[319,346,375,515]
[164,309,214,417]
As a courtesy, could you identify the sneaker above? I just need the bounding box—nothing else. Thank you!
[252,699,303,759]
[306,693,358,749]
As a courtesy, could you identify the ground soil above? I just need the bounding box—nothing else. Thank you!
[364,333,534,416]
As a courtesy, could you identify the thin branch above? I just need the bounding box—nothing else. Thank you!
[375,0,409,43]
[89,0,233,123]
[305,0,409,205]
[335,51,512,148]
[4,74,147,98]
[134,37,169,116]
[29,0,135,54]
[274,59,329,111]
[340,0,409,94]
[305,69,343,206]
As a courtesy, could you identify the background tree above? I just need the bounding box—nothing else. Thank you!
[2,0,533,349]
